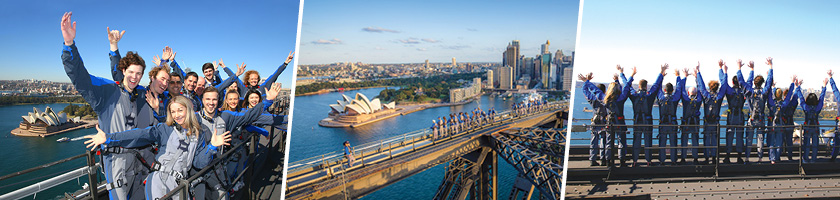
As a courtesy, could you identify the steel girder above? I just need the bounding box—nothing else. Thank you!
[491,134,563,200]
[500,128,565,162]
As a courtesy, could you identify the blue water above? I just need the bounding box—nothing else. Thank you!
[0,103,98,199]
[571,86,835,145]
[289,87,532,199]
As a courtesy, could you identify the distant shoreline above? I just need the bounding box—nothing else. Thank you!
[296,86,394,96]
[0,101,87,107]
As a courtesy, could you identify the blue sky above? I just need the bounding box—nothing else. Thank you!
[0,0,300,88]
[297,0,580,65]
[575,0,840,89]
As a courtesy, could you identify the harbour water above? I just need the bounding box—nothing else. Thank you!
[0,103,96,199]
[289,87,533,199]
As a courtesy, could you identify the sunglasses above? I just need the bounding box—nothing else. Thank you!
[169,81,183,84]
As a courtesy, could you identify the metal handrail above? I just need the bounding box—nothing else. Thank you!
[0,150,101,200]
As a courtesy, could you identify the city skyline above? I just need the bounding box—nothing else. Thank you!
[0,1,300,88]
[297,0,579,65]
[575,0,840,89]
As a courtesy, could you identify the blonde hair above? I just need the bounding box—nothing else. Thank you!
[604,82,620,103]
[165,96,201,137]
[221,91,240,111]
[241,70,260,87]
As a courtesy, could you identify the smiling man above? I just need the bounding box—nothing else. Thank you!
[61,12,155,200]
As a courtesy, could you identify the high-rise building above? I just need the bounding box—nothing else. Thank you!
[563,66,573,91]
[425,59,429,68]
[486,69,494,89]
[502,40,520,80]
[541,53,552,87]
[452,57,457,68]
[498,66,513,89]
[541,40,550,54]
[512,40,520,78]
[523,57,534,79]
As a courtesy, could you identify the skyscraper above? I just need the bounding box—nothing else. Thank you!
[425,59,429,69]
[540,40,552,87]
[496,66,513,89]
[512,40,520,78]
[486,69,494,89]
[452,57,457,68]
[541,40,550,54]
[563,66,573,91]
[502,40,520,80]
[541,53,552,87]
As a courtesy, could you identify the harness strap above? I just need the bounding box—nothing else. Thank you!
[101,146,154,171]
[104,178,124,190]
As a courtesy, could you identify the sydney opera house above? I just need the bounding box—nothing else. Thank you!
[326,93,397,124]
[14,106,83,137]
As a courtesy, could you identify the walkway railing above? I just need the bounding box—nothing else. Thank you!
[0,150,101,200]
[159,126,285,199]
[569,117,839,175]
[0,125,285,200]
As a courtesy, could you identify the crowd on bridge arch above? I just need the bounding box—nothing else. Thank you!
[580,58,840,168]
[429,99,553,140]
[60,12,292,200]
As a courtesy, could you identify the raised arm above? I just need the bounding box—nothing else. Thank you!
[783,81,795,106]
[818,79,827,112]
[171,60,186,79]
[696,69,709,99]
[259,51,295,90]
[764,68,774,96]
[649,72,665,97]
[214,67,237,91]
[679,75,690,102]
[745,61,755,91]
[829,71,839,103]
[83,123,165,151]
[220,100,267,131]
[581,80,598,101]
[669,75,682,102]
[625,75,637,97]
[61,13,115,112]
[107,27,125,81]
[796,85,807,110]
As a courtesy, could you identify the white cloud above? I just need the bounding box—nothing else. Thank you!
[422,38,441,43]
[362,27,400,33]
[312,38,343,45]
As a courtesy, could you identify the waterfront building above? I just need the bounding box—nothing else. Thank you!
[449,78,482,102]
[497,66,513,89]
[328,93,396,123]
[18,106,81,135]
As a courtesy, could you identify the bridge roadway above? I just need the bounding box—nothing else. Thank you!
[284,105,564,200]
